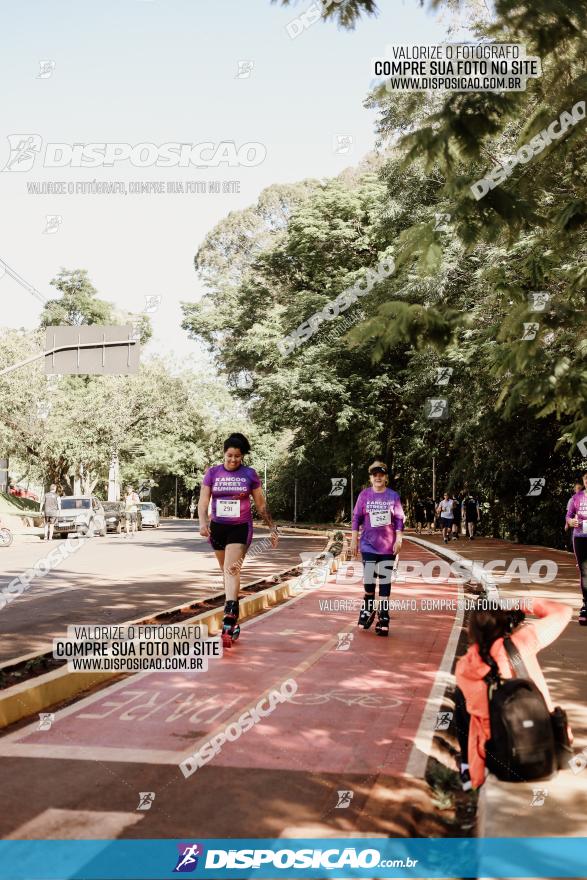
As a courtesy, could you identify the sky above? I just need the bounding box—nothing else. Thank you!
[0,0,448,366]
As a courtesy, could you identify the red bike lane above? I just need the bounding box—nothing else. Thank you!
[0,539,462,839]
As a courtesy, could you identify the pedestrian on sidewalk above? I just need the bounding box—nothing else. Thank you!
[437,492,454,543]
[451,492,462,540]
[189,498,196,520]
[124,485,140,537]
[462,491,481,540]
[350,458,404,637]
[565,470,587,624]
[198,432,278,648]
[454,597,572,790]
[425,497,436,534]
[42,484,60,541]
[414,496,426,535]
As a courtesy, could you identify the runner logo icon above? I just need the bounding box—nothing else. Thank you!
[173,843,204,872]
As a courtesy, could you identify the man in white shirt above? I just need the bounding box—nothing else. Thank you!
[437,492,454,544]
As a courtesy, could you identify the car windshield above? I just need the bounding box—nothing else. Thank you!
[60,499,91,510]
[103,503,121,512]
[140,503,154,510]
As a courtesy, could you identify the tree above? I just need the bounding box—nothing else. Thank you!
[40,269,114,327]
[360,0,587,445]
[40,268,152,344]
[181,147,583,543]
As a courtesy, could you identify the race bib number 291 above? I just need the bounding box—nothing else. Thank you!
[217,499,240,518]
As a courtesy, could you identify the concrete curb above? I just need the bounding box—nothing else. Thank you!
[0,542,342,729]
[403,536,466,779]
[404,535,501,601]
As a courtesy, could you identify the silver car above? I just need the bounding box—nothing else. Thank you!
[139,501,160,528]
[54,496,107,538]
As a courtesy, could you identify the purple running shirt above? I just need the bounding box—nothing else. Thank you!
[202,464,261,544]
[566,490,587,539]
[352,487,405,554]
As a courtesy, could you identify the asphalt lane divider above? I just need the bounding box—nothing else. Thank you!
[0,536,342,729]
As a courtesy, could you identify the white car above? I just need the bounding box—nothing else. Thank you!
[139,501,160,528]
[55,496,107,538]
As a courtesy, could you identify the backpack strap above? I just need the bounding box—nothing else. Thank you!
[504,635,530,679]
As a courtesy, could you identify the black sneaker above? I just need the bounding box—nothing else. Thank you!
[579,606,587,626]
[460,767,472,791]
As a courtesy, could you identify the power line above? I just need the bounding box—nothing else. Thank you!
[0,256,78,328]
[0,256,49,309]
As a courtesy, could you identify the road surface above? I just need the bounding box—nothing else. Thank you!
[0,520,326,663]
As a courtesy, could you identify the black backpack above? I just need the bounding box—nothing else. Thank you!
[484,636,557,782]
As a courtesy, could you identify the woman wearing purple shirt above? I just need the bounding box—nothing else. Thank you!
[565,470,587,625]
[350,458,405,637]
[198,432,278,647]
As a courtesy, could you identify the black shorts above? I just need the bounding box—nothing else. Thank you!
[440,517,453,528]
[209,520,249,550]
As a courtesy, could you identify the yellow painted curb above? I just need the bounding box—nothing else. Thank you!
[0,576,305,729]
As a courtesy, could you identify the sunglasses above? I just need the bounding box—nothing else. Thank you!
[369,467,387,475]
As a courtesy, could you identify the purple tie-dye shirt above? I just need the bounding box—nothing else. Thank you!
[352,487,405,554]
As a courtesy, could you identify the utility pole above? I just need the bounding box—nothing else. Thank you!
[263,461,267,496]
[350,459,354,515]
[294,479,298,524]
[432,455,436,501]
[174,476,178,518]
[108,452,120,501]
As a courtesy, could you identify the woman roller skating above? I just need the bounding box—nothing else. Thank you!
[198,432,278,648]
[350,458,404,637]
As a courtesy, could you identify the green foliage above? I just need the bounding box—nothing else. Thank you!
[182,48,585,542]
[274,0,378,28]
[40,269,114,327]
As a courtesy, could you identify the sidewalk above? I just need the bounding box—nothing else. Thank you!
[410,531,587,838]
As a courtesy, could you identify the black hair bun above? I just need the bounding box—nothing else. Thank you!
[224,432,251,455]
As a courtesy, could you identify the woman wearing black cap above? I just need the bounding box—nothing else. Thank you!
[350,457,405,636]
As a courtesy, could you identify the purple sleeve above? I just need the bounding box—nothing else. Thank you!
[352,492,364,531]
[566,495,577,521]
[202,467,214,487]
[249,468,261,490]
[394,494,405,531]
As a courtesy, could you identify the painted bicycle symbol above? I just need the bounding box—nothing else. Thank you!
[289,689,402,710]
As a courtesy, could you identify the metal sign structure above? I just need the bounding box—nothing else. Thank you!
[44,325,140,375]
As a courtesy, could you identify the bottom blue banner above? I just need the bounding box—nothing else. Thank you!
[0,837,585,879]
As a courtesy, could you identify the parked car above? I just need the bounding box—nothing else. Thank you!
[103,501,127,534]
[54,496,107,538]
[103,501,143,533]
[139,501,160,528]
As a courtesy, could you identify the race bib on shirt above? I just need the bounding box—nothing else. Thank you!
[217,499,240,518]
[370,509,391,527]
[582,519,587,534]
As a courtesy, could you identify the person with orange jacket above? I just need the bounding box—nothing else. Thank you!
[454,597,572,790]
